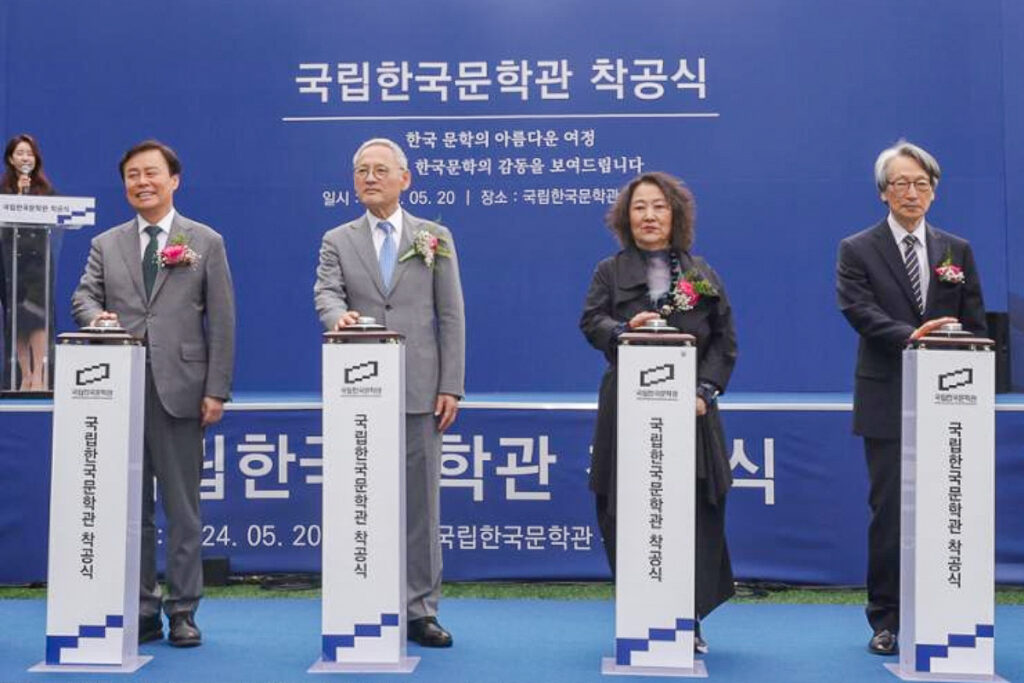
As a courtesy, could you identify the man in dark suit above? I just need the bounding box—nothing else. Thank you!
[837,141,986,655]
[72,140,235,647]
[314,138,465,647]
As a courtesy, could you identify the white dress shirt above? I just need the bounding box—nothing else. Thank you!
[137,208,177,259]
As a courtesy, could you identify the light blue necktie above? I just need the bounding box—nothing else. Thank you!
[378,221,397,291]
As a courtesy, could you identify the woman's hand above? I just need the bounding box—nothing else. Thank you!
[696,396,707,416]
[16,174,31,193]
[627,311,662,330]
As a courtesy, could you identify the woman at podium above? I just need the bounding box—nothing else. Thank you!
[580,171,738,653]
[1,133,56,391]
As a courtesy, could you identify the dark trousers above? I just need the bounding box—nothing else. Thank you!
[864,437,900,633]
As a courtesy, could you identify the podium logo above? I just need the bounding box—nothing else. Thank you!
[933,367,977,406]
[938,368,973,392]
[640,364,674,387]
[344,361,379,385]
[75,363,110,386]
[71,363,114,400]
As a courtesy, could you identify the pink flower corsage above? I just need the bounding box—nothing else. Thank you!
[157,235,201,269]
[660,269,718,316]
[673,279,700,311]
[935,247,965,284]
[398,228,452,269]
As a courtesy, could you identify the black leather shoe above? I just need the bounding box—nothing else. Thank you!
[168,613,202,648]
[138,613,162,644]
[408,616,453,647]
[868,629,898,655]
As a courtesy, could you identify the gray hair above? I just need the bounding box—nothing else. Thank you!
[874,140,941,193]
[352,138,409,170]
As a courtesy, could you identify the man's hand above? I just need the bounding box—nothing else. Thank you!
[434,393,459,432]
[201,396,225,427]
[89,311,120,326]
[334,310,361,330]
[910,316,958,341]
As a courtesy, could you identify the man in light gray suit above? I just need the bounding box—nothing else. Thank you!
[72,140,235,648]
[314,138,465,648]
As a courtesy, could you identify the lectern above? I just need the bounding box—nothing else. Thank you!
[1,195,95,395]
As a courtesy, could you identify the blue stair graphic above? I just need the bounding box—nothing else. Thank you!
[915,623,994,672]
[616,617,695,666]
[322,612,400,661]
[45,614,124,664]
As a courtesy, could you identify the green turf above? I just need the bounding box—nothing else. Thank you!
[2,581,1023,604]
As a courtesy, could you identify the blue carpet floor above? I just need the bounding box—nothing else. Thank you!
[1,600,1020,682]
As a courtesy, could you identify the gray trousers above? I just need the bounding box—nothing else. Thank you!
[140,368,204,618]
[406,413,442,619]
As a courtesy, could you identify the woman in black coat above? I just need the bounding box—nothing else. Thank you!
[580,171,737,653]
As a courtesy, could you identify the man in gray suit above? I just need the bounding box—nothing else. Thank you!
[72,140,235,648]
[314,138,465,648]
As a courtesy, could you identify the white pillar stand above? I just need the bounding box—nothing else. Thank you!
[310,327,418,674]
[886,329,1005,682]
[31,330,149,674]
[602,330,706,679]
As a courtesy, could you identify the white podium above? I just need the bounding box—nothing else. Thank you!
[31,329,148,674]
[310,325,418,674]
[602,329,706,678]
[887,327,1005,682]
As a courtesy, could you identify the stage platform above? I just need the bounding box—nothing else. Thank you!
[2,598,1021,682]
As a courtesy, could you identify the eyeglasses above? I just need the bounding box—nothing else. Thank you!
[887,178,933,195]
[354,165,395,180]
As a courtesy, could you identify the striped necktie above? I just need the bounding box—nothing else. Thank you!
[902,233,924,314]
[378,221,397,291]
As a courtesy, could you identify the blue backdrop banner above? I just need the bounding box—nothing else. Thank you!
[0,0,1019,397]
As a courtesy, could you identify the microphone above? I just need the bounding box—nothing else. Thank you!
[18,163,33,195]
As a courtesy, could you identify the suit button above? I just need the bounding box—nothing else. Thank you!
[385,305,392,311]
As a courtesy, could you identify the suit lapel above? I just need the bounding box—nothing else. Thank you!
[350,215,386,296]
[116,220,147,304]
[615,247,649,305]
[388,211,418,293]
[923,224,945,314]
[148,215,191,303]
[868,221,921,319]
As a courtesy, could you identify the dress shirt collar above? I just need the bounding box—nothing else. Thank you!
[886,212,925,245]
[367,207,404,254]
[137,207,176,236]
